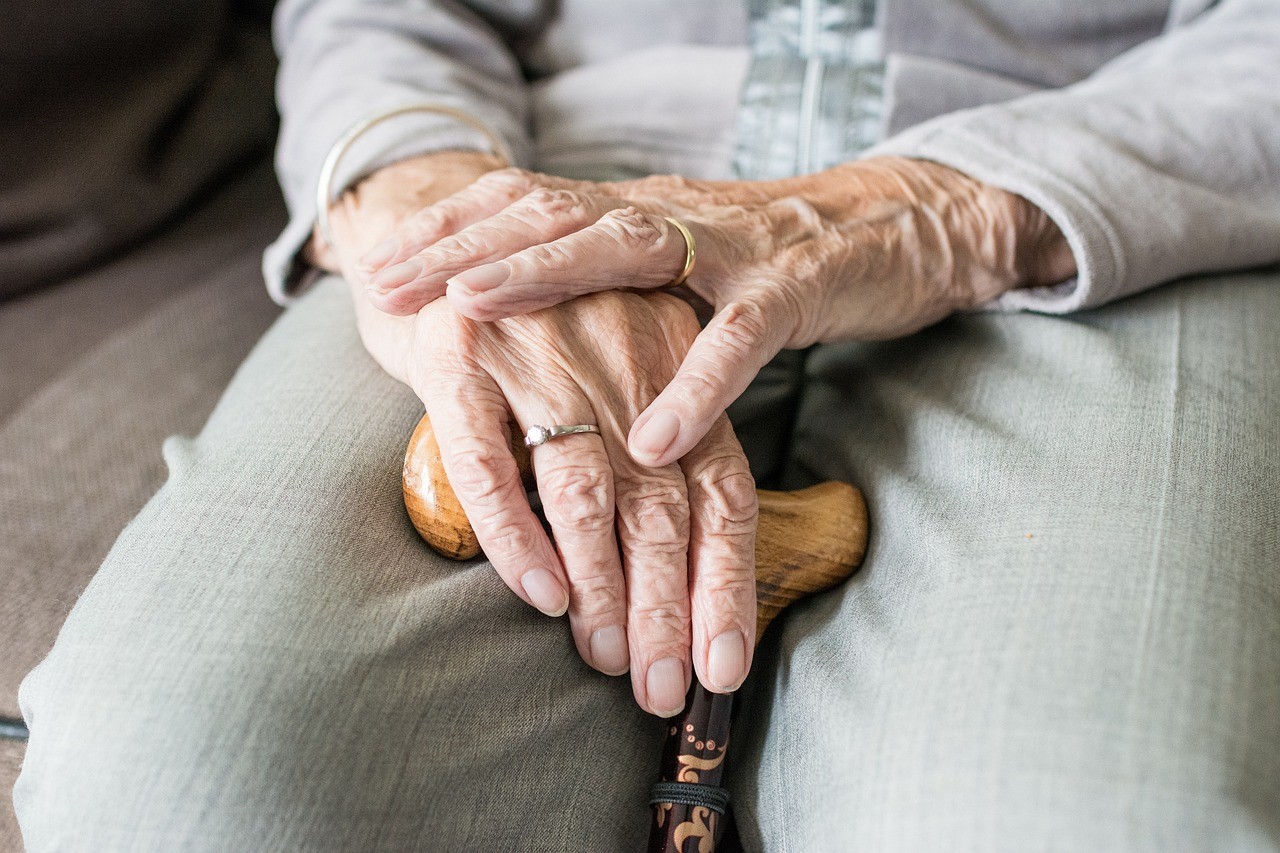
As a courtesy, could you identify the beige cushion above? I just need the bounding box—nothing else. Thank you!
[1,738,22,848]
[0,163,284,724]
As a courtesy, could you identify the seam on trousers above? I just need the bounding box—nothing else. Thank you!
[1119,289,1184,829]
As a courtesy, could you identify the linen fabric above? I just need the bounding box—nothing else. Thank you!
[738,268,1280,850]
[0,5,282,843]
[733,0,885,181]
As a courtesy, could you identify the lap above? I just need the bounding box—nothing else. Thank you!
[16,269,1280,851]
[16,278,676,850]
[734,270,1280,850]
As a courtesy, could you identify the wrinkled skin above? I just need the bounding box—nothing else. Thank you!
[319,151,1073,717]
[359,157,1074,467]
[319,153,758,718]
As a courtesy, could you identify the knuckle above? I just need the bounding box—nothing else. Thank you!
[695,466,758,535]
[577,288,629,316]
[556,289,637,333]
[631,174,693,198]
[599,206,661,251]
[569,572,626,615]
[768,195,825,232]
[436,229,491,263]
[522,187,587,222]
[450,290,518,323]
[405,204,452,240]
[652,296,701,340]
[632,595,692,638]
[617,481,690,549]
[718,301,771,354]
[667,366,721,409]
[481,522,542,562]
[699,576,756,625]
[447,435,518,504]
[381,282,433,314]
[434,314,484,363]
[541,465,615,533]
[519,240,579,274]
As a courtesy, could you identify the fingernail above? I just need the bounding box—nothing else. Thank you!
[647,657,687,717]
[359,237,399,271]
[521,569,568,617]
[590,626,630,675]
[448,262,510,293]
[367,259,422,293]
[708,631,746,692]
[631,410,680,462]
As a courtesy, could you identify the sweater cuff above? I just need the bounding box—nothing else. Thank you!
[864,121,1125,314]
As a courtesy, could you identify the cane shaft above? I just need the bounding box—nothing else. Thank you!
[648,684,734,852]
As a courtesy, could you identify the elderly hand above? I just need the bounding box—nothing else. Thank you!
[357,157,1075,467]
[324,153,758,718]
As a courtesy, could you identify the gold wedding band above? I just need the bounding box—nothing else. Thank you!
[662,216,697,289]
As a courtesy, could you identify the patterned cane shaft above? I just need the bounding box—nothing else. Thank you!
[648,683,734,853]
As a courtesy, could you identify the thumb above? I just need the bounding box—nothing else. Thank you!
[628,299,784,467]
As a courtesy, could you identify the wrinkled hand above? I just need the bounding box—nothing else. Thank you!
[324,153,758,717]
[405,293,757,716]
[358,157,1074,468]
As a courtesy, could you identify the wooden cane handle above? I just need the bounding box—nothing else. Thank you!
[403,414,868,640]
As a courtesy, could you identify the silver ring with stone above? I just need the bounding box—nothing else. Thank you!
[523,424,602,447]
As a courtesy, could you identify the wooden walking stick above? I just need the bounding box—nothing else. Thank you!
[402,414,869,852]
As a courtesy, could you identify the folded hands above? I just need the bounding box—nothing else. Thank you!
[319,150,1072,715]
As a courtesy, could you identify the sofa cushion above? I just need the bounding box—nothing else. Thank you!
[0,162,284,722]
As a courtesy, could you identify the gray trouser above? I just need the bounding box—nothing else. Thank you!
[15,271,1280,851]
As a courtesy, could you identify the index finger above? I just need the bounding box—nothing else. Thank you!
[630,296,787,468]
[680,413,757,694]
[358,168,589,276]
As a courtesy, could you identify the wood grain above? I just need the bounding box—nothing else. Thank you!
[402,415,532,559]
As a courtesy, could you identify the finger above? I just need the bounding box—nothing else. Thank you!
[359,168,543,273]
[446,208,694,322]
[629,297,788,468]
[370,187,621,316]
[681,415,757,694]
[611,453,693,717]
[422,370,570,618]
[512,390,631,677]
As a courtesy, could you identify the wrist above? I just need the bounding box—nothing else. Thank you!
[878,157,1076,309]
[307,150,505,272]
[1011,194,1076,290]
[342,150,505,218]
[920,161,1076,304]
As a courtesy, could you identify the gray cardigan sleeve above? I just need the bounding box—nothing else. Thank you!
[867,0,1280,314]
[263,0,535,303]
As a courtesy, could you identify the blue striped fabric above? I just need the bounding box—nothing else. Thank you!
[734,0,885,180]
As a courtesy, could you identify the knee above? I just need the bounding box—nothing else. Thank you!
[14,625,333,850]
